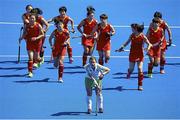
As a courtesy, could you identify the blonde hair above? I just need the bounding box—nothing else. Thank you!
[89,56,97,63]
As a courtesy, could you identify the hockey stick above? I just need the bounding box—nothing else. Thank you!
[115,49,130,52]
[17,27,23,63]
[71,36,82,39]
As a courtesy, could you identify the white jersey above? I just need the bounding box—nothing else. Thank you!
[84,63,108,80]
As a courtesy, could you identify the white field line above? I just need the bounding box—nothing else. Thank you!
[0,21,180,29]
[0,55,180,59]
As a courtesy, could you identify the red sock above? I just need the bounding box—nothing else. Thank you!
[98,59,104,65]
[148,63,153,74]
[138,72,144,86]
[28,61,33,72]
[58,64,64,79]
[67,47,73,58]
[83,54,87,66]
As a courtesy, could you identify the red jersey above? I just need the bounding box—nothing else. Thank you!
[53,29,69,57]
[54,29,69,48]
[129,33,145,62]
[36,16,44,27]
[81,18,97,47]
[22,13,30,25]
[148,27,163,45]
[159,20,166,32]
[159,20,167,50]
[24,22,42,52]
[56,15,71,30]
[97,23,111,51]
[25,22,41,40]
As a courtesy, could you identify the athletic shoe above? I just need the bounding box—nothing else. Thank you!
[147,73,152,78]
[27,72,33,78]
[138,86,143,91]
[58,79,64,83]
[33,63,40,68]
[87,109,92,114]
[40,57,44,64]
[160,69,165,74]
[69,57,74,64]
[99,108,103,113]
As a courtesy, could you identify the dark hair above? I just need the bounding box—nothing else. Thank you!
[87,6,95,12]
[154,11,162,18]
[59,6,67,12]
[100,14,108,19]
[152,18,159,23]
[136,23,144,32]
[30,8,43,15]
[25,4,33,10]
[89,56,97,63]
[131,23,138,29]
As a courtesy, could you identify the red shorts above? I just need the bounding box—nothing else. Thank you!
[52,46,66,58]
[148,46,161,58]
[26,39,42,53]
[97,42,111,51]
[82,37,94,47]
[129,53,144,62]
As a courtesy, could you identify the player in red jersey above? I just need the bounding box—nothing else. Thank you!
[146,18,164,78]
[152,11,172,74]
[48,6,74,63]
[22,4,33,25]
[116,23,152,91]
[77,6,98,66]
[19,14,44,77]
[31,8,49,65]
[92,14,115,65]
[49,19,70,83]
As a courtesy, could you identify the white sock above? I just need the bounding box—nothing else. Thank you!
[87,96,92,110]
[97,94,103,109]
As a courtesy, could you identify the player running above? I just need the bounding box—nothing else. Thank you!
[77,6,98,66]
[19,14,44,77]
[116,23,152,91]
[48,6,74,63]
[49,19,70,83]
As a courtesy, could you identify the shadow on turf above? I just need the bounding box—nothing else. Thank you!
[0,60,27,64]
[165,63,180,66]
[0,74,27,78]
[46,66,83,70]
[102,86,138,91]
[14,78,50,83]
[0,67,27,71]
[51,111,88,116]
[112,71,160,75]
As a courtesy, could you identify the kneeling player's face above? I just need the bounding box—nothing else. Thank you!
[90,59,96,67]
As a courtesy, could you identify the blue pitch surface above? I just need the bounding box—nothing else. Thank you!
[0,0,180,119]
